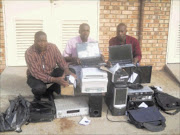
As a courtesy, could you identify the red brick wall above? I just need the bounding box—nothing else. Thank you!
[0,0,6,73]
[141,0,170,70]
[99,0,171,70]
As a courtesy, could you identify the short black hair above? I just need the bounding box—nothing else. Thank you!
[79,23,90,31]
[34,31,47,40]
[117,23,127,30]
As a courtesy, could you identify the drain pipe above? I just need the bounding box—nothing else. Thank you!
[138,0,143,42]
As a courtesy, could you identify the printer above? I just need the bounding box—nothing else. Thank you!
[80,67,108,93]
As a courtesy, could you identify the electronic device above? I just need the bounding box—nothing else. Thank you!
[108,68,129,85]
[89,94,102,117]
[81,68,108,93]
[113,86,127,110]
[128,86,154,101]
[105,82,128,116]
[54,96,89,118]
[109,44,135,67]
[76,42,106,67]
[125,66,152,85]
[127,86,154,109]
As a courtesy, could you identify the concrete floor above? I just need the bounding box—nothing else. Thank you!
[0,67,180,135]
[165,63,180,83]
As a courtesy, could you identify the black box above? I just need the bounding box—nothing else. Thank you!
[29,101,56,123]
[105,82,128,116]
[89,94,102,117]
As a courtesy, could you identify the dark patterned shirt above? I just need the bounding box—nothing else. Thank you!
[25,43,68,83]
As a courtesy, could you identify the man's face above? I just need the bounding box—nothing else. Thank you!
[117,25,127,41]
[34,35,47,52]
[79,25,90,42]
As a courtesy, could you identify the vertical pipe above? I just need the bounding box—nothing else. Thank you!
[138,0,143,42]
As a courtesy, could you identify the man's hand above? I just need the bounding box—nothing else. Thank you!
[64,56,81,65]
[106,60,112,68]
[64,68,77,79]
[101,54,105,62]
[70,72,77,79]
[72,57,81,65]
[133,57,139,65]
[52,74,69,87]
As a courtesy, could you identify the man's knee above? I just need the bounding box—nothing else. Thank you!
[52,68,64,77]
[32,84,47,95]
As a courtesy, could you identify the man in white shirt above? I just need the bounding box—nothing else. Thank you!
[63,23,95,65]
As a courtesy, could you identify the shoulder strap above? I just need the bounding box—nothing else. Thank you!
[143,121,166,132]
[164,108,180,115]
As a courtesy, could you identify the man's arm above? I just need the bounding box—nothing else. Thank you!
[64,56,81,65]
[133,39,142,64]
[55,46,77,79]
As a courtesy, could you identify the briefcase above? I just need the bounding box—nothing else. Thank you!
[128,106,166,132]
[28,101,56,123]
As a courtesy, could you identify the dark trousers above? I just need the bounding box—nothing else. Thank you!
[27,68,64,98]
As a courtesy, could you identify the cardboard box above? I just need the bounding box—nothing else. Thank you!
[61,85,74,96]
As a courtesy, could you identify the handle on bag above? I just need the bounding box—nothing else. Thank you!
[143,121,166,132]
[164,108,180,115]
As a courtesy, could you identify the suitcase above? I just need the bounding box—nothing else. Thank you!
[28,101,56,123]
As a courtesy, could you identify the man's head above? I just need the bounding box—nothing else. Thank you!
[34,31,47,52]
[116,23,127,41]
[79,23,90,42]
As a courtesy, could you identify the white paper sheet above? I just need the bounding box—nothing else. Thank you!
[79,117,91,126]
[138,102,148,108]
[69,75,76,88]
[128,72,138,83]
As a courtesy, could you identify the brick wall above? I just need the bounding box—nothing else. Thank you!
[0,0,172,73]
[0,0,6,73]
[140,0,170,70]
[99,0,171,70]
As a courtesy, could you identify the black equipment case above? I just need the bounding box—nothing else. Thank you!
[28,101,56,123]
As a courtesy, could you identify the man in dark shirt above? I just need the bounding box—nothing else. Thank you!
[109,23,142,65]
[25,31,76,101]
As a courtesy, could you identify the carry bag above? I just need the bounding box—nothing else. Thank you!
[128,106,166,132]
[150,86,180,115]
[0,95,30,133]
[28,101,56,123]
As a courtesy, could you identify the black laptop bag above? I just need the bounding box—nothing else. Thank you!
[28,101,56,123]
[127,106,166,132]
[150,86,180,115]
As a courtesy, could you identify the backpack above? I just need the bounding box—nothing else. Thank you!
[128,106,166,132]
[150,86,180,115]
[0,95,30,133]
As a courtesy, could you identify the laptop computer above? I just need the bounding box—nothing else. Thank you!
[109,44,135,67]
[76,42,106,67]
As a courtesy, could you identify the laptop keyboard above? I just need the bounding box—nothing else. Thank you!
[81,57,105,67]
[111,59,132,65]
[111,59,135,67]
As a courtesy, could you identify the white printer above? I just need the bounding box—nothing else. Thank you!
[81,67,108,93]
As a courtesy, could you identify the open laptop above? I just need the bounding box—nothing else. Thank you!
[76,42,106,67]
[109,44,135,67]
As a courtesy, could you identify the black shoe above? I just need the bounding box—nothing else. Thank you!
[47,84,61,94]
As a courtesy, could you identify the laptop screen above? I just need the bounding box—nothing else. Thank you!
[109,44,133,61]
[76,42,101,59]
